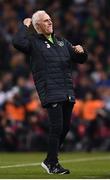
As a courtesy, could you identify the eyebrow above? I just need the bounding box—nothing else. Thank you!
[43,18,52,22]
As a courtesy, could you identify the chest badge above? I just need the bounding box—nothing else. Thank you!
[57,41,64,47]
[47,44,50,48]
[45,41,51,48]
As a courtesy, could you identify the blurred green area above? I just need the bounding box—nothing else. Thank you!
[0,152,110,179]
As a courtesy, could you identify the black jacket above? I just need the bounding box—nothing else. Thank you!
[12,24,87,107]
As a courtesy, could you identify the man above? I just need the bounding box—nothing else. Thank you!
[13,10,87,174]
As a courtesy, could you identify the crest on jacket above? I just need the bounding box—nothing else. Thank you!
[56,40,64,47]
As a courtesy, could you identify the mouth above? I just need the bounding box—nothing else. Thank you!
[48,25,52,28]
[48,26,52,30]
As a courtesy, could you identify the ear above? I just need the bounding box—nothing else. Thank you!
[36,23,41,32]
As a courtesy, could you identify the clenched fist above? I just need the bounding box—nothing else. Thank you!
[23,18,32,27]
[72,45,84,53]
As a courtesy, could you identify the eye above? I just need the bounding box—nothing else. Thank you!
[44,20,48,22]
[44,19,52,23]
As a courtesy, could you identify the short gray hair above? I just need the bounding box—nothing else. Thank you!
[32,10,46,33]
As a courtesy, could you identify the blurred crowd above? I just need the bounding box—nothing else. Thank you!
[0,0,110,152]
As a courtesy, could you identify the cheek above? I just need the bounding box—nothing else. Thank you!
[41,24,47,32]
[44,25,48,32]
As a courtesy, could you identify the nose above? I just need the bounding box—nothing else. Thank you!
[48,19,52,25]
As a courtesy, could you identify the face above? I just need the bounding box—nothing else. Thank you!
[37,13,53,35]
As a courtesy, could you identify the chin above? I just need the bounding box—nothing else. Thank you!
[47,31,53,35]
[47,29,53,34]
[50,31,53,34]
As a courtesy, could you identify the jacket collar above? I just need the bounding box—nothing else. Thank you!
[28,25,60,44]
[35,32,55,40]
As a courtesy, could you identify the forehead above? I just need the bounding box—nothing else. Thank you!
[40,13,51,21]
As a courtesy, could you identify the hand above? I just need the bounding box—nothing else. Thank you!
[23,18,32,27]
[72,45,84,53]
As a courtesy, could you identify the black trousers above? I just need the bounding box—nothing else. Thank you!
[45,100,74,164]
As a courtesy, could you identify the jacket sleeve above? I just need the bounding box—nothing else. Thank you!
[65,39,88,64]
[12,24,31,54]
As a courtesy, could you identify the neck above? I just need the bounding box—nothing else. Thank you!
[44,34,51,39]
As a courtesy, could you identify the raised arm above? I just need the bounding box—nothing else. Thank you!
[65,40,88,64]
[12,18,32,54]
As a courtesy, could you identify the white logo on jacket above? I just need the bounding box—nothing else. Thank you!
[45,41,50,48]
[47,44,50,48]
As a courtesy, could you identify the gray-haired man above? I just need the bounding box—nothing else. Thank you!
[13,10,87,174]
